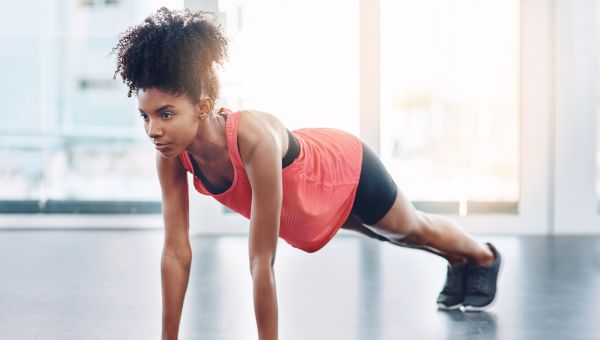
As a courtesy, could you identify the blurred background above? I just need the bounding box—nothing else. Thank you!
[0,0,597,234]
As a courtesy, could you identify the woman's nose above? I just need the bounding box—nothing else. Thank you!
[147,120,163,138]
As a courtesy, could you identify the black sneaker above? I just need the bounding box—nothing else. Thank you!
[461,243,502,312]
[436,261,468,310]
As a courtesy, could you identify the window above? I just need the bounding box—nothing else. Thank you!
[380,0,520,215]
[0,1,183,213]
[214,0,359,134]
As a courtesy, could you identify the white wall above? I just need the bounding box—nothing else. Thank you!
[554,0,600,233]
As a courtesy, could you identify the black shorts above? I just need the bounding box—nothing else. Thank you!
[350,142,398,225]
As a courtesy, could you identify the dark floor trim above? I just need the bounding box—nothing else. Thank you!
[0,200,519,215]
[0,200,161,214]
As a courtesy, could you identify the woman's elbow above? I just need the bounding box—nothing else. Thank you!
[249,256,275,277]
[162,245,192,264]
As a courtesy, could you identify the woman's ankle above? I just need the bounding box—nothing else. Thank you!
[447,256,468,266]
[471,244,495,266]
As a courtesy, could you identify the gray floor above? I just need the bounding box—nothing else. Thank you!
[0,230,599,340]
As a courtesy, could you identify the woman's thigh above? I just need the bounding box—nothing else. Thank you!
[350,142,398,225]
[368,185,425,240]
[350,141,424,239]
[345,186,424,242]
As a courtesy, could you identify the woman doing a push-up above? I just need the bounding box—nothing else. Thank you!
[113,7,501,340]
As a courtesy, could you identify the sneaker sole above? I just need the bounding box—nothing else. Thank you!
[437,302,462,310]
[460,298,497,312]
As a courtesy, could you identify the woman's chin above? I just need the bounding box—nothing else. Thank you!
[156,147,179,159]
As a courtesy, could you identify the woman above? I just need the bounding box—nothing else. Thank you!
[113,7,501,340]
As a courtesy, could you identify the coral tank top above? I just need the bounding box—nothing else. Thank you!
[178,108,363,253]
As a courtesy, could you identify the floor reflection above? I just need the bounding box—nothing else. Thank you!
[358,240,382,340]
[441,310,497,340]
[0,231,599,339]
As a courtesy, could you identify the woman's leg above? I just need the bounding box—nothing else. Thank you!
[344,187,494,266]
[344,140,500,309]
[347,141,494,266]
[341,213,390,242]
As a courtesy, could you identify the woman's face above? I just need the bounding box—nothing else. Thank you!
[137,88,201,158]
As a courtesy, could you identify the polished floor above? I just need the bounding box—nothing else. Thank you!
[0,230,599,340]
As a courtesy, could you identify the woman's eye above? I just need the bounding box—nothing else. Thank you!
[138,111,172,121]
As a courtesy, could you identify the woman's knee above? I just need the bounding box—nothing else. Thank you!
[401,212,435,245]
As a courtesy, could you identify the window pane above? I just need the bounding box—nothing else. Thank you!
[0,37,43,200]
[1,0,357,203]
[380,0,520,206]
[214,0,359,134]
[49,35,159,200]
[0,2,181,202]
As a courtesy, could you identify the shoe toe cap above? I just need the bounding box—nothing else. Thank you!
[462,293,494,307]
[437,293,463,306]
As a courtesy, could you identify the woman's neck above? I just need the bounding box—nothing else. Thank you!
[186,113,227,164]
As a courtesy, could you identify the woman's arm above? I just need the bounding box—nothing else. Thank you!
[240,112,285,340]
[156,152,192,340]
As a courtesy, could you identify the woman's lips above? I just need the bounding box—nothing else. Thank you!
[155,143,171,151]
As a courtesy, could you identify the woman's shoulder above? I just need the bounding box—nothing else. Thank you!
[236,109,289,162]
[237,109,285,130]
[237,109,288,140]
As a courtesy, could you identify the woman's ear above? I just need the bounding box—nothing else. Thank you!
[196,97,214,120]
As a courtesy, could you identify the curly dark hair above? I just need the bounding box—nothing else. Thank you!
[112,7,228,103]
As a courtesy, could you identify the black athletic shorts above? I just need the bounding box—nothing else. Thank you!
[350,142,398,225]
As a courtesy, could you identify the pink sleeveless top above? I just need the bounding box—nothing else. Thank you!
[178,108,363,253]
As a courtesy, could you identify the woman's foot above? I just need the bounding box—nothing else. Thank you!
[436,261,468,310]
[437,243,501,311]
[461,243,502,312]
